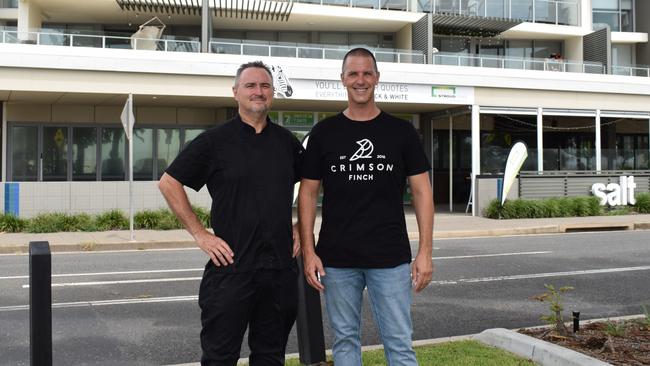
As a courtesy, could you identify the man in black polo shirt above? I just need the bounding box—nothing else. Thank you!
[159,61,302,366]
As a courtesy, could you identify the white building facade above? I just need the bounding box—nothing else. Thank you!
[1,0,649,216]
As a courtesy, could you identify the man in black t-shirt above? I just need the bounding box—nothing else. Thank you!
[159,61,303,366]
[298,48,434,366]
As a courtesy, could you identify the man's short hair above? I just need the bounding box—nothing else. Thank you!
[341,47,378,73]
[234,61,274,87]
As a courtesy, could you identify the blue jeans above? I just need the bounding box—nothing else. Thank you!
[321,263,417,366]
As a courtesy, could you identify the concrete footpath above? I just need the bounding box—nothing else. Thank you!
[1,211,650,254]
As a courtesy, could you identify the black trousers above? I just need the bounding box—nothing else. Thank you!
[198,266,298,366]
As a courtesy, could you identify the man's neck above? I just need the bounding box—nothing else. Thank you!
[239,110,268,133]
[343,104,381,122]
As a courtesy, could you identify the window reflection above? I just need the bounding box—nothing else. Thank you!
[72,127,97,181]
[43,127,68,181]
[10,126,38,181]
[101,127,125,181]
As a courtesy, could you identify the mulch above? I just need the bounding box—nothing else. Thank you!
[519,319,650,366]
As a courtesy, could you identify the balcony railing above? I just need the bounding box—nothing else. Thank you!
[210,38,426,64]
[0,0,18,8]
[611,65,650,78]
[421,0,581,26]
[0,30,200,52]
[432,52,607,74]
[294,0,410,11]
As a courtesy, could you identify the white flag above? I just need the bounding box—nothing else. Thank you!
[501,141,528,205]
[120,94,134,140]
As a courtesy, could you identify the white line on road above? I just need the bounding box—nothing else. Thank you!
[431,251,551,260]
[22,276,202,288]
[431,265,650,285]
[1,268,203,280]
[4,251,551,281]
[0,295,198,312]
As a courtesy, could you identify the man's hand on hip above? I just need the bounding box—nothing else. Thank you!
[411,251,433,293]
[193,230,234,267]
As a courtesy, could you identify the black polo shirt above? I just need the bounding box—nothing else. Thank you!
[166,114,303,273]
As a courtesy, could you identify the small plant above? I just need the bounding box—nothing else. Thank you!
[605,320,627,337]
[192,205,211,228]
[532,283,574,336]
[135,210,161,229]
[26,213,95,233]
[0,214,27,232]
[635,192,650,214]
[95,210,128,231]
[156,209,183,230]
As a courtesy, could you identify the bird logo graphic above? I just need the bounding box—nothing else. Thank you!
[350,139,374,161]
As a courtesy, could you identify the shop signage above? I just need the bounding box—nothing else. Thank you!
[591,176,637,206]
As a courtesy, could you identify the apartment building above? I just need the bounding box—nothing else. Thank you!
[0,0,649,217]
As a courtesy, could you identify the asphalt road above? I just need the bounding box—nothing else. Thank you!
[1,230,649,365]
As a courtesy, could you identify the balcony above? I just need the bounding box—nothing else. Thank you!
[210,38,426,63]
[295,0,410,11]
[420,0,581,26]
[0,0,18,8]
[611,65,650,78]
[0,29,426,64]
[432,52,607,74]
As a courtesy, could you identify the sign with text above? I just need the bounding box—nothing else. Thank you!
[591,176,637,206]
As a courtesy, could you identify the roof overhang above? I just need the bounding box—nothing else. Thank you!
[115,0,294,21]
[430,13,522,37]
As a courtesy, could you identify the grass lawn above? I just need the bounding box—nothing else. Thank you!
[276,340,536,365]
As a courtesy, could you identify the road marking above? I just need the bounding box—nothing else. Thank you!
[431,251,551,260]
[1,268,203,280]
[3,252,551,281]
[431,265,650,285]
[22,276,202,288]
[0,295,198,312]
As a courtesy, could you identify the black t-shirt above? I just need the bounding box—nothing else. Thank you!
[166,114,303,273]
[301,112,431,268]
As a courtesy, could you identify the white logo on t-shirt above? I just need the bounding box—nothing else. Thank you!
[349,139,374,161]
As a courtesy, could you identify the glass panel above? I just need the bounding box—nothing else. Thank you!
[271,45,297,58]
[506,40,533,58]
[10,126,38,181]
[601,118,649,170]
[43,127,68,181]
[319,33,348,45]
[592,0,618,10]
[535,0,557,24]
[72,127,97,181]
[211,40,242,54]
[593,12,619,31]
[133,128,154,181]
[183,128,205,149]
[351,0,377,9]
[71,34,102,48]
[511,0,533,21]
[101,127,125,181]
[157,128,181,179]
[242,44,270,56]
[533,40,562,59]
[349,33,379,47]
[486,0,507,17]
[612,44,633,66]
[480,114,538,174]
[543,116,595,171]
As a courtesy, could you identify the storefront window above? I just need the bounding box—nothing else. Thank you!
[543,116,596,171]
[601,118,649,170]
[183,128,205,148]
[157,128,181,178]
[480,114,538,174]
[101,127,125,181]
[133,128,154,180]
[43,127,68,181]
[72,127,97,181]
[282,111,314,127]
[10,126,38,181]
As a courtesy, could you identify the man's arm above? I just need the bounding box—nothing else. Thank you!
[298,178,325,292]
[408,171,434,292]
[158,172,234,266]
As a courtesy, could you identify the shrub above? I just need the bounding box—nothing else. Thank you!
[95,210,128,231]
[192,205,211,228]
[156,209,183,230]
[26,213,95,233]
[484,196,602,219]
[0,214,27,232]
[635,192,650,214]
[134,210,161,229]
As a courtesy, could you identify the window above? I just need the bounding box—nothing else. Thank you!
[10,126,38,181]
[133,128,154,181]
[72,127,97,181]
[593,0,635,32]
[101,127,125,181]
[42,127,68,181]
[157,128,181,179]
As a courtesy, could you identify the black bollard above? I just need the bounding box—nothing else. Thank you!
[30,241,52,366]
[573,311,580,333]
[296,259,326,365]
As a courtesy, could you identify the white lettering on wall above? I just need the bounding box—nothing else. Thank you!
[591,176,637,206]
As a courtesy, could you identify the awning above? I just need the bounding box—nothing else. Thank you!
[115,0,294,21]
[431,13,522,37]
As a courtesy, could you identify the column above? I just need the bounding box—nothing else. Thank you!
[595,109,601,172]
[537,107,543,172]
[17,0,42,43]
[471,105,480,216]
